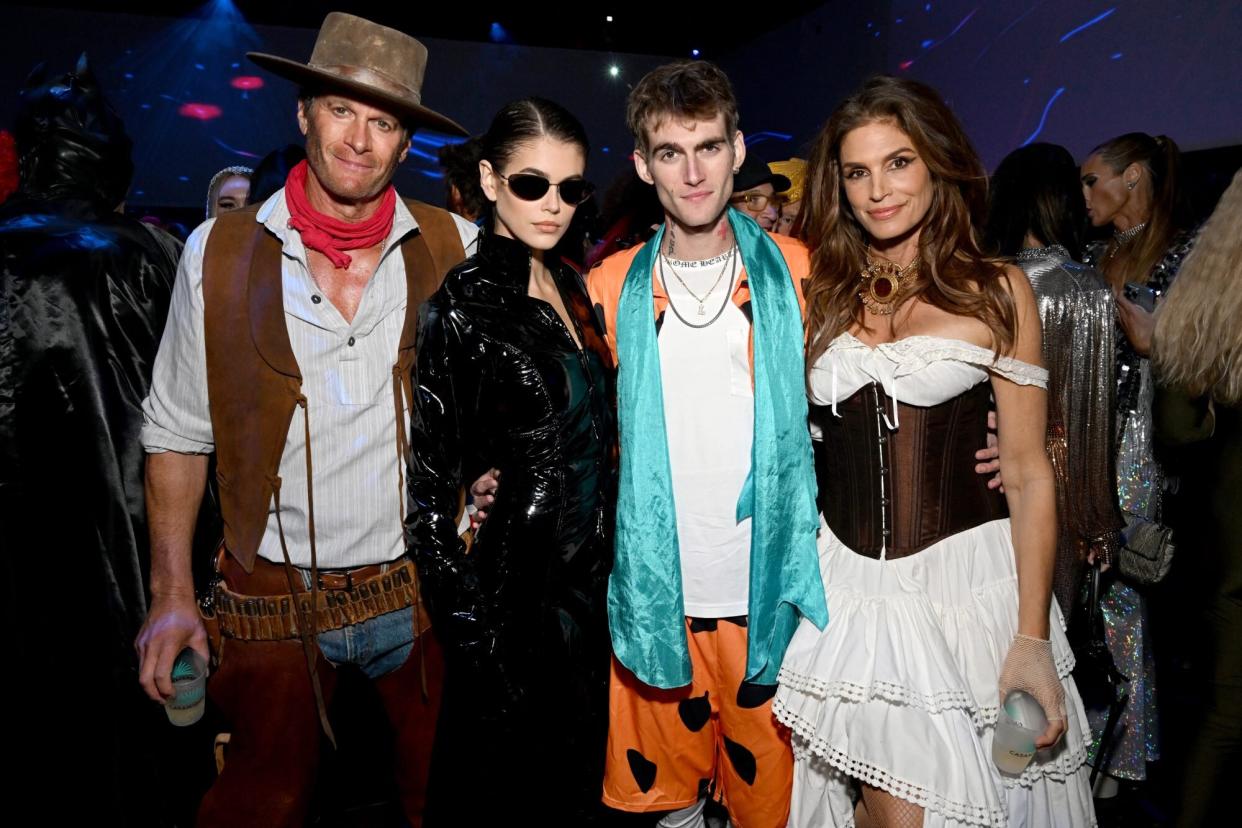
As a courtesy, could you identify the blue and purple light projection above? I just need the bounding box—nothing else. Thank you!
[726,0,1242,170]
[875,0,1241,165]
[1,1,667,207]
[6,1,1238,205]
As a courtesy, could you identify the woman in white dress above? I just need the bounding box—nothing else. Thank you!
[776,76,1096,826]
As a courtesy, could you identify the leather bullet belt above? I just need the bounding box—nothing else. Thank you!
[213,558,426,641]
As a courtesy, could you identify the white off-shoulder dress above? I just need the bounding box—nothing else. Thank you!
[776,333,1096,827]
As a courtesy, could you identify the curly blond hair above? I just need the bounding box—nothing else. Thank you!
[1153,168,1242,404]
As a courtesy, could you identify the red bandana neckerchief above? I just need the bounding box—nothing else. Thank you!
[284,160,396,268]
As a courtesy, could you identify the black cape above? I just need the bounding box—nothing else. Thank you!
[0,194,181,822]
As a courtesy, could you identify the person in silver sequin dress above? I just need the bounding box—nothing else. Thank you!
[986,143,1125,627]
[1079,132,1195,791]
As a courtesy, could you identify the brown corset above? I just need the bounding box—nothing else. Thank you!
[811,380,1008,560]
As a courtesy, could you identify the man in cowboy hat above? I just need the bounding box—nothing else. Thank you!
[135,13,479,826]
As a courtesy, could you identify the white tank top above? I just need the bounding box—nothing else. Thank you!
[657,250,753,617]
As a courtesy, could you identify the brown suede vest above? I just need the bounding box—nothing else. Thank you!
[202,198,466,572]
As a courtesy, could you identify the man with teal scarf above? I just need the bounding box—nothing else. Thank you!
[590,60,826,828]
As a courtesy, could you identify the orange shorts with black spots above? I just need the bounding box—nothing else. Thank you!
[602,616,793,828]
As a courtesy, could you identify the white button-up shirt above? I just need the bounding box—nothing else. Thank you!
[141,190,478,568]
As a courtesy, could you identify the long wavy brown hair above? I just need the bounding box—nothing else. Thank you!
[797,76,1016,370]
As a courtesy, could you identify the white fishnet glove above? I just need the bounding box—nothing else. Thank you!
[998,634,1067,748]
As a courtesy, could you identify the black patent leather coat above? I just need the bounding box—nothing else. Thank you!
[407,230,616,819]
[407,231,616,669]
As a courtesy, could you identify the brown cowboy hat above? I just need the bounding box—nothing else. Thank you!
[247,12,467,137]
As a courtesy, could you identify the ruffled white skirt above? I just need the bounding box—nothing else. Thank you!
[775,518,1096,827]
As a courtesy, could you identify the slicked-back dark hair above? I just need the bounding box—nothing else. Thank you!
[479,97,589,173]
[1088,132,1188,286]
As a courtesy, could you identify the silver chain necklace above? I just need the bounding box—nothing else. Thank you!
[658,247,739,329]
[660,246,736,317]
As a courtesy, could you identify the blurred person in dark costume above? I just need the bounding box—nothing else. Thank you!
[436,135,485,222]
[585,166,663,267]
[0,54,181,824]
[1150,169,1242,827]
[730,152,790,231]
[246,143,305,207]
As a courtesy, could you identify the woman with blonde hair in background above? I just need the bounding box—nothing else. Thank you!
[204,165,251,218]
[1149,169,1242,827]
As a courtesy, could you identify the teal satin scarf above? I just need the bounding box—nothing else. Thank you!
[609,209,827,688]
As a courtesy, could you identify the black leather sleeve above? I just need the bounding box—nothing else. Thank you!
[405,292,496,667]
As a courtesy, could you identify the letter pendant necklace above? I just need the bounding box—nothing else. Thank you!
[659,247,738,327]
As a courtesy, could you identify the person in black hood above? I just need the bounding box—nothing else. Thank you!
[406,97,616,823]
[0,54,181,824]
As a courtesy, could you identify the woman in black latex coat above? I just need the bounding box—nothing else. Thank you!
[406,98,615,822]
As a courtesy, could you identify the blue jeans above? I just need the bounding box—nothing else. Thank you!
[297,566,415,680]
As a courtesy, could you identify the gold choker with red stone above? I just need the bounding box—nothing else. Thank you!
[859,256,918,315]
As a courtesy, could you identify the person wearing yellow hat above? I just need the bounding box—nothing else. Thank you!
[769,158,807,236]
